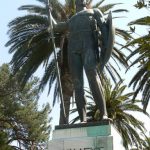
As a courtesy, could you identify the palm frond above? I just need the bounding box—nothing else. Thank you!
[126,35,150,47]
[99,3,123,13]
[129,66,147,88]
[115,28,132,41]
[39,57,56,93]
[112,47,128,68]
[104,64,117,83]
[143,79,150,110]
[126,47,141,61]
[19,5,47,15]
[128,16,150,26]
[112,9,128,13]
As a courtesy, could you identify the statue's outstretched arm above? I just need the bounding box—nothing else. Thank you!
[54,22,68,33]
[48,8,68,33]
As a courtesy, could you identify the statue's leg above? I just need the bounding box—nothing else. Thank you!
[69,52,87,122]
[83,48,107,120]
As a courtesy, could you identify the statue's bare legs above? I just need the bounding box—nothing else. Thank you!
[69,45,107,122]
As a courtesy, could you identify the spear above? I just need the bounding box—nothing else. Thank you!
[47,0,67,124]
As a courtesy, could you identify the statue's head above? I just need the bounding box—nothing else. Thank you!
[75,0,86,7]
[75,0,92,8]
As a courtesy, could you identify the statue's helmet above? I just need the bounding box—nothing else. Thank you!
[75,0,92,7]
[75,0,87,7]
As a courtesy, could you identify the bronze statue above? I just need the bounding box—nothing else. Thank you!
[53,0,114,123]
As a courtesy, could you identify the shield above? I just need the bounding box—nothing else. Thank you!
[99,11,115,72]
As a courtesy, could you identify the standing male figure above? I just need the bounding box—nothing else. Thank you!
[54,0,114,123]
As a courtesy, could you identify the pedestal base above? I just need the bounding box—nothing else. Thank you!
[48,121,125,150]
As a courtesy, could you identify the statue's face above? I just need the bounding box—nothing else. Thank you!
[75,0,87,7]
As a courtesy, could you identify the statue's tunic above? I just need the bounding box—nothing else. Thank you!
[68,10,95,54]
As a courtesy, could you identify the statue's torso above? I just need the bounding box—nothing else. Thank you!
[68,9,96,53]
[68,9,95,33]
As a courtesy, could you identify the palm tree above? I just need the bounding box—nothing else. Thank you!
[126,14,150,111]
[6,0,131,124]
[70,79,149,149]
[6,0,74,124]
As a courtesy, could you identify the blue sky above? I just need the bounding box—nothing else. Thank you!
[0,0,150,136]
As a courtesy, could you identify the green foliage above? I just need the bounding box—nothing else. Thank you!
[0,64,51,149]
[0,132,13,150]
[129,16,150,26]
[126,4,150,110]
[134,0,150,9]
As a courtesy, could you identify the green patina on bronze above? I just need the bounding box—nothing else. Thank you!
[86,125,111,137]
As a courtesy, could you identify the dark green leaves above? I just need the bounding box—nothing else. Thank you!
[0,64,51,149]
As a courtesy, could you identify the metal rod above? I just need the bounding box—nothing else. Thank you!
[47,0,67,124]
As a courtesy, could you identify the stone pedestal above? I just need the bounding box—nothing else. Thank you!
[48,120,125,150]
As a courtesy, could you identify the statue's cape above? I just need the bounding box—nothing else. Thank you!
[99,11,115,72]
